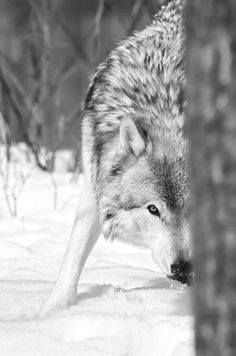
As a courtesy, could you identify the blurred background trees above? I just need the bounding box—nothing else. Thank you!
[0,0,164,172]
[186,0,236,355]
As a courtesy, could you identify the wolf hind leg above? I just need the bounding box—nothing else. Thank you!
[40,178,100,317]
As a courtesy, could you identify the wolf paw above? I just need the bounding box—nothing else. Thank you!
[39,291,77,318]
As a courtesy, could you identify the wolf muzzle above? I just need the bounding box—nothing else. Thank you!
[169,260,193,285]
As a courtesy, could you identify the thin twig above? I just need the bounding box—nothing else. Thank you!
[126,0,145,36]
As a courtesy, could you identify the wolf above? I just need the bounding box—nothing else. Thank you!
[41,0,191,316]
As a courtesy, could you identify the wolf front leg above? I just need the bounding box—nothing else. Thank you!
[40,180,100,317]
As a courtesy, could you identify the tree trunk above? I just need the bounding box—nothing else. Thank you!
[185,1,236,355]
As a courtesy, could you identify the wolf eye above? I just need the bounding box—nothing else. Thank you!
[147,204,160,217]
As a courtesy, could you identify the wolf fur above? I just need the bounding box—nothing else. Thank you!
[41,0,190,316]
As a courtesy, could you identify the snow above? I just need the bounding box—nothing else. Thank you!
[0,148,194,355]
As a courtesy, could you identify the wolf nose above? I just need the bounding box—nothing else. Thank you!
[170,260,193,285]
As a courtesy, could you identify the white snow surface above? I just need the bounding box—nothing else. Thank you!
[0,151,194,356]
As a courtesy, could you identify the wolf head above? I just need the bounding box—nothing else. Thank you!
[99,116,191,283]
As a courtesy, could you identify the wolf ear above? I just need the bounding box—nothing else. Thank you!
[119,117,146,157]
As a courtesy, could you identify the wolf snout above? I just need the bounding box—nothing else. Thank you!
[170,260,193,285]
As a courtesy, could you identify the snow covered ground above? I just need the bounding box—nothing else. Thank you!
[0,148,194,356]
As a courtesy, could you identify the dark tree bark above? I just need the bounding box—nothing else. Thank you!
[185,1,236,355]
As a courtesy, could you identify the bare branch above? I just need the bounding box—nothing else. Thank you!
[0,69,48,171]
[55,14,92,67]
[91,0,105,61]
[126,0,145,36]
